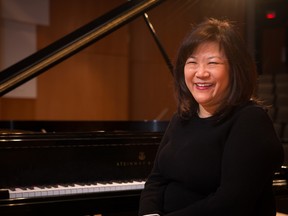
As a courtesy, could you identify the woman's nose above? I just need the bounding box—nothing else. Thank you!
[195,65,210,78]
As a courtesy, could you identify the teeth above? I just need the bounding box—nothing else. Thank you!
[196,83,211,87]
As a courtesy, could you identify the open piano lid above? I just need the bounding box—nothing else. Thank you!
[0,1,169,215]
[0,0,167,96]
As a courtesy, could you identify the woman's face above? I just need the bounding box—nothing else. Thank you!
[184,41,230,117]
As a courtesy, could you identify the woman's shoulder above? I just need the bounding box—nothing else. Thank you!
[231,101,273,126]
[235,101,268,117]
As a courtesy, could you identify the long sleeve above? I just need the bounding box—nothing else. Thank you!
[138,115,177,216]
[165,107,283,216]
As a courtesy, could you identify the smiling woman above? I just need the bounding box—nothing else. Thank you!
[138,18,284,216]
[173,18,258,121]
[184,41,230,118]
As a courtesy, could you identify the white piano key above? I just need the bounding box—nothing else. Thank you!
[33,187,43,197]
[7,180,146,199]
[42,190,48,196]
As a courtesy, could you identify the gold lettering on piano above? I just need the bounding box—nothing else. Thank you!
[138,151,146,161]
[116,151,153,167]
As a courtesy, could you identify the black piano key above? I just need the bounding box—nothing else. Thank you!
[76,182,88,186]
[59,184,69,187]
[20,187,27,190]
[45,185,54,189]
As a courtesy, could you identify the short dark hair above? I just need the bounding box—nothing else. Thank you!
[173,18,258,119]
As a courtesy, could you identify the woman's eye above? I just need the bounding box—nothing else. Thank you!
[186,61,197,64]
[208,61,219,65]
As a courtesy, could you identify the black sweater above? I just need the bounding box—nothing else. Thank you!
[138,103,284,216]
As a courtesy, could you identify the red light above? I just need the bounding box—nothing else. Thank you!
[266,11,276,19]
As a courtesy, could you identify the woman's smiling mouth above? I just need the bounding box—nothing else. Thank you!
[195,83,213,90]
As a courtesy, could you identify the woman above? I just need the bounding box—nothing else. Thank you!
[138,18,284,216]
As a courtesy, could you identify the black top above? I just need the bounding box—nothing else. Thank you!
[139,102,284,216]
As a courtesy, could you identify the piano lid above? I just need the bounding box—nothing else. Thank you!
[0,0,166,96]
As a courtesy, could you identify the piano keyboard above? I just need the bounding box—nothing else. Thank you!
[5,180,145,199]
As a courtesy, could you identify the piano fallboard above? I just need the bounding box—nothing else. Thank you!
[0,130,163,189]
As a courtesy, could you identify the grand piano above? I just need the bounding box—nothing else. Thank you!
[0,1,169,215]
[0,0,287,215]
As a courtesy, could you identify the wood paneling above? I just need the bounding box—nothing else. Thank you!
[35,0,129,120]
[0,98,35,120]
[0,0,247,121]
[36,52,129,120]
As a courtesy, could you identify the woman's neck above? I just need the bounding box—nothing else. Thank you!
[198,105,216,118]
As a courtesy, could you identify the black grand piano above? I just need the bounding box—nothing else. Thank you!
[0,1,170,215]
[0,0,287,215]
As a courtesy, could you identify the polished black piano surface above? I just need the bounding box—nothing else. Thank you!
[0,120,168,216]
